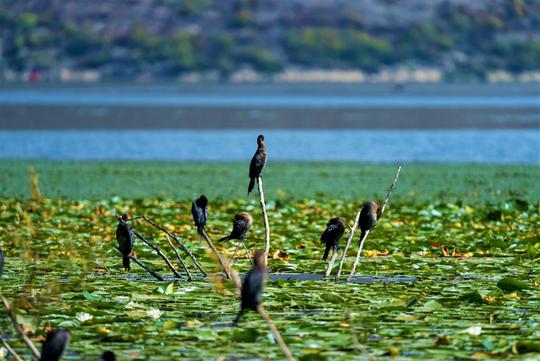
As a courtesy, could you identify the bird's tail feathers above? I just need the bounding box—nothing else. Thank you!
[218,235,231,243]
[232,309,244,326]
[248,177,255,194]
[322,244,331,261]
[123,255,130,271]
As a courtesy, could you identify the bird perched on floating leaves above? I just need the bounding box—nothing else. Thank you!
[320,217,346,261]
[234,251,267,325]
[248,134,268,194]
[191,194,208,235]
[218,212,253,243]
[40,329,70,361]
[116,214,135,271]
[101,351,116,361]
[359,201,382,241]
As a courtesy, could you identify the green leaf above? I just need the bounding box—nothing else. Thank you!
[155,283,175,295]
[83,291,102,301]
[513,341,540,354]
[459,291,485,304]
[497,277,531,292]
[320,293,345,304]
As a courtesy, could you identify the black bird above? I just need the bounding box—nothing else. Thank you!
[248,134,268,194]
[40,329,70,361]
[191,194,208,235]
[234,251,267,324]
[218,212,253,243]
[0,249,4,277]
[116,214,135,271]
[101,351,116,361]
[320,217,346,261]
[359,200,382,241]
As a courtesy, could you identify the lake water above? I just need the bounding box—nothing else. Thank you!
[0,129,538,163]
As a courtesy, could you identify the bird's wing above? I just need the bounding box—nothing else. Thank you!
[191,203,205,226]
[249,152,267,178]
[232,218,248,237]
[242,269,265,309]
[320,223,340,243]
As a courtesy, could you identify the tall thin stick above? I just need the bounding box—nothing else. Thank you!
[128,255,164,281]
[0,294,41,359]
[257,177,271,266]
[143,216,207,276]
[1,338,24,361]
[257,305,295,361]
[133,230,182,278]
[347,166,402,282]
[334,212,361,280]
[164,234,193,281]
[323,248,339,278]
[201,230,231,279]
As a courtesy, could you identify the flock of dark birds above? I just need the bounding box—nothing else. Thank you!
[0,134,384,361]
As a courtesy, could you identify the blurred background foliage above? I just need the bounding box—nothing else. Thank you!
[0,0,539,80]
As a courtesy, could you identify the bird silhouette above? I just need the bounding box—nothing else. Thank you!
[320,217,346,261]
[234,251,267,324]
[101,351,116,361]
[191,195,208,235]
[218,212,253,243]
[248,134,268,194]
[40,329,70,361]
[359,201,382,242]
[116,215,135,271]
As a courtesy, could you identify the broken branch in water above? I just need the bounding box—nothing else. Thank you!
[133,229,182,279]
[0,294,41,359]
[164,233,193,281]
[257,177,271,267]
[333,212,361,280]
[201,230,231,279]
[257,305,295,361]
[347,166,402,282]
[128,255,164,281]
[143,216,207,276]
[1,337,24,361]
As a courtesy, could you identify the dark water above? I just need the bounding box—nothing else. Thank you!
[0,129,538,163]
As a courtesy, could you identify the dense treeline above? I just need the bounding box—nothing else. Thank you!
[0,0,539,80]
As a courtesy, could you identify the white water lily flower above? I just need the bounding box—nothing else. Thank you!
[466,326,482,336]
[75,312,93,322]
[147,309,162,320]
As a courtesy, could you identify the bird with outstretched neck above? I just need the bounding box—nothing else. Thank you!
[359,201,382,242]
[218,212,253,243]
[191,195,208,235]
[248,134,268,195]
[320,217,346,261]
[40,329,70,361]
[101,351,116,361]
[234,251,267,325]
[116,215,135,271]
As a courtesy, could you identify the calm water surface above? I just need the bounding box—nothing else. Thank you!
[0,130,538,163]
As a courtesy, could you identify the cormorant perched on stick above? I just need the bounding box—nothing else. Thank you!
[40,329,70,361]
[320,217,346,261]
[116,215,135,271]
[234,251,267,324]
[248,134,267,194]
[359,201,381,241]
[191,195,208,235]
[218,212,253,243]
